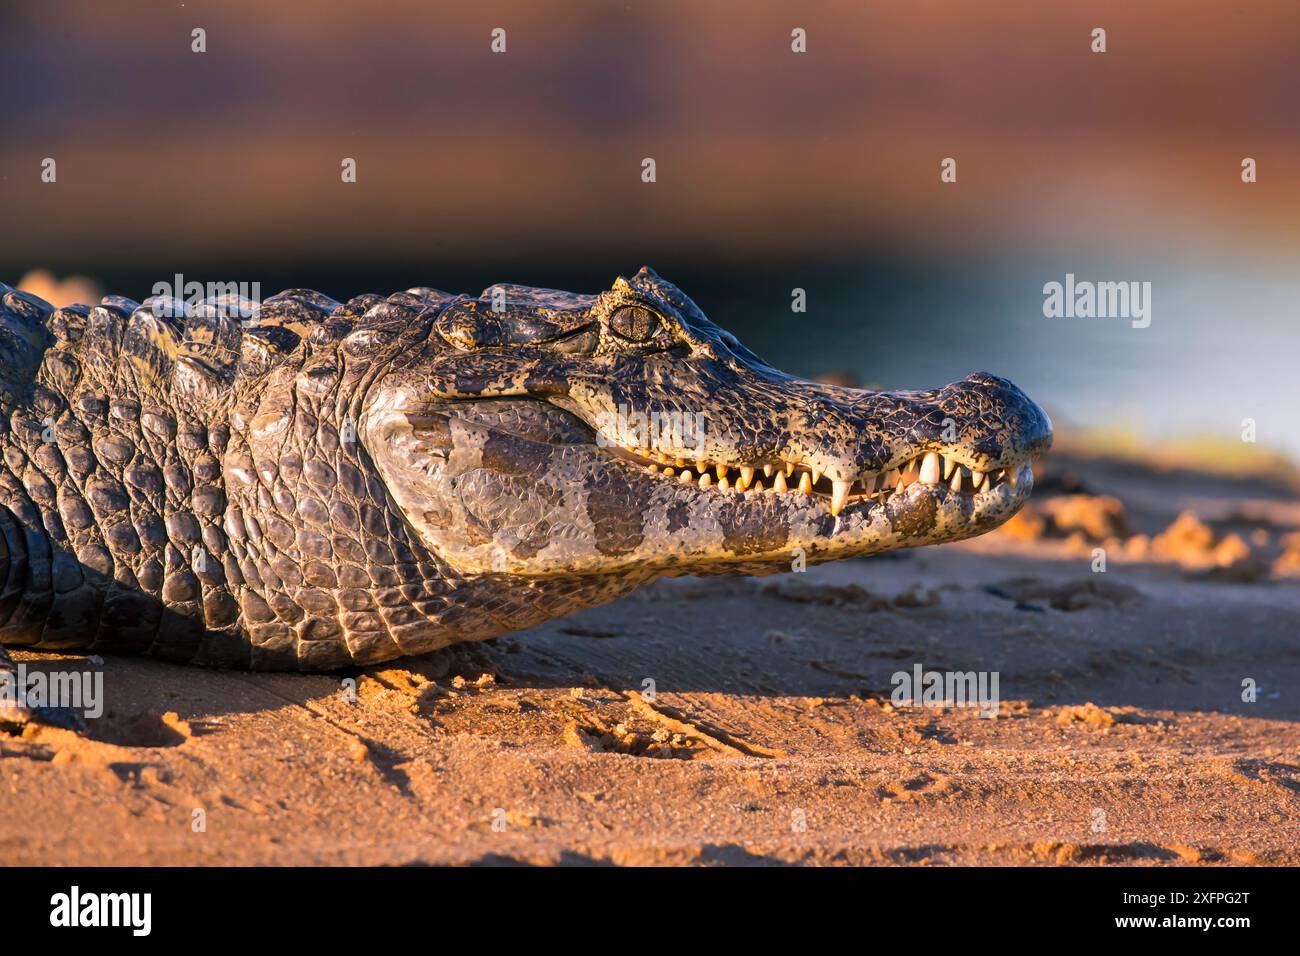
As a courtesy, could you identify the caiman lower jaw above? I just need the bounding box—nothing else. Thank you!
[591,449,1036,576]
[603,444,1034,518]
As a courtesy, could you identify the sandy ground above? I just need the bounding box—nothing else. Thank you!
[2,451,1298,866]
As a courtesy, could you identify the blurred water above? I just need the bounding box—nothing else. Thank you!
[722,257,1300,463]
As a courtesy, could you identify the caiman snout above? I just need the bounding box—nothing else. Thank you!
[941,371,1054,463]
[637,367,1053,519]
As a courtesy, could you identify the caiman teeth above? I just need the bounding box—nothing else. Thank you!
[620,445,1028,514]
[919,451,940,484]
[830,479,852,516]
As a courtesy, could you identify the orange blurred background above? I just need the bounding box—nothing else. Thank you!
[4,0,1298,265]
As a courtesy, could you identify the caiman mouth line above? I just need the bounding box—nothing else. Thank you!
[604,444,1032,515]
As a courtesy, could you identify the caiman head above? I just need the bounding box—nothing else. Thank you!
[364,267,1052,579]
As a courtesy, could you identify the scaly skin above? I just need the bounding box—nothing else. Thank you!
[0,268,1051,671]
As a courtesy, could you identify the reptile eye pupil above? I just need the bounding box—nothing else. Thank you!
[610,306,658,342]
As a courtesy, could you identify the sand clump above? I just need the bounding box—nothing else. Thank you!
[1041,495,1131,541]
[1120,511,1268,580]
[987,576,1141,611]
[1001,492,1273,578]
[1054,702,1131,728]
[1273,532,1300,578]
[761,580,940,609]
[1144,511,1250,567]
[16,269,103,308]
[998,494,1128,548]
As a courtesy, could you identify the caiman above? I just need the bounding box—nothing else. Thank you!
[0,267,1051,681]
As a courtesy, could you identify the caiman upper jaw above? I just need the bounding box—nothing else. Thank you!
[591,370,1052,518]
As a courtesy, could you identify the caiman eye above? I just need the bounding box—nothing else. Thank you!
[608,305,661,343]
